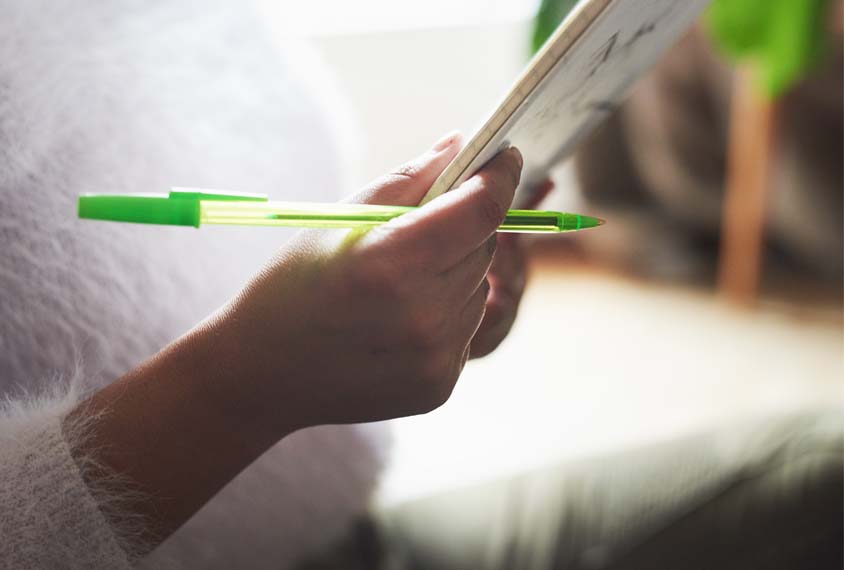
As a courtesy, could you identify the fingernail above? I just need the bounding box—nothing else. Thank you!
[508,147,523,169]
[483,279,491,299]
[432,130,461,152]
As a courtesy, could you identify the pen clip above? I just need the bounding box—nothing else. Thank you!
[78,188,269,227]
[169,188,268,203]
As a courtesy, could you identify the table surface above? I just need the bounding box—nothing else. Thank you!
[376,257,843,505]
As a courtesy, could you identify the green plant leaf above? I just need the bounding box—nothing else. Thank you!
[706,0,831,96]
[532,0,580,53]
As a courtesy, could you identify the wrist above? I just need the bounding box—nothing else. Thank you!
[187,304,310,440]
[68,306,306,536]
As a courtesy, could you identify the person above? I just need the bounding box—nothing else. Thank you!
[70,132,531,546]
[0,2,544,567]
[1,2,840,569]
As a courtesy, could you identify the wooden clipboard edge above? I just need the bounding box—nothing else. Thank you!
[419,0,615,205]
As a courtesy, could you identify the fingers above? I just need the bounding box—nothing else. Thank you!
[368,147,523,273]
[465,239,524,359]
[469,256,526,359]
[468,176,544,360]
[438,234,496,304]
[468,272,522,359]
[347,132,463,207]
[457,278,489,349]
[487,235,527,300]
[489,177,553,265]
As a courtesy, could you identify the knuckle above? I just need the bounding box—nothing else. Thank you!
[477,191,505,229]
[365,223,405,249]
[470,342,494,359]
[428,378,456,410]
[388,162,421,183]
[405,308,450,348]
[416,354,457,410]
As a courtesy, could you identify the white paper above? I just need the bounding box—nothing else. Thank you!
[422,0,712,206]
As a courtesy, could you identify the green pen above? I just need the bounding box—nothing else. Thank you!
[77,188,604,233]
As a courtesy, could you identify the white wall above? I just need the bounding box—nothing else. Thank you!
[257,3,580,206]
[310,22,534,185]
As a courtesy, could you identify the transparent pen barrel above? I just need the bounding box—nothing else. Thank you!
[200,201,410,229]
[200,201,587,233]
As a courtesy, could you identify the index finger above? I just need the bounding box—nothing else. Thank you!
[365,147,523,272]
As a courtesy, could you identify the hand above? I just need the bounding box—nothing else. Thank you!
[74,133,523,538]
[211,134,524,429]
[469,179,554,358]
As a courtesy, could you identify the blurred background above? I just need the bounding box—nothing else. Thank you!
[255,0,842,505]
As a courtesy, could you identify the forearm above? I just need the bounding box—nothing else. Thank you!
[61,138,523,548]
[65,311,296,543]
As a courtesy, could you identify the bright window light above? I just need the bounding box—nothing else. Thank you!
[258,0,541,35]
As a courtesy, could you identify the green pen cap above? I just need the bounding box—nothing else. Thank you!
[78,189,268,228]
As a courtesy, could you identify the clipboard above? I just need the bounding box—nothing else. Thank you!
[420,0,712,207]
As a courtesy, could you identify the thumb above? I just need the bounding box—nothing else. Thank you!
[347,132,463,206]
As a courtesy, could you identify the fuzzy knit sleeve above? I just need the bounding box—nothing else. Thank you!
[0,383,143,570]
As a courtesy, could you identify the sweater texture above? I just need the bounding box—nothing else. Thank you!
[0,1,388,568]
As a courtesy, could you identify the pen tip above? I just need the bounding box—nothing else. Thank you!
[576,215,604,230]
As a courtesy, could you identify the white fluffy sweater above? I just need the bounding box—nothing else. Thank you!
[0,1,388,568]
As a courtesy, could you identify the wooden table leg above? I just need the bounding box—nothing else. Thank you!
[718,66,779,304]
